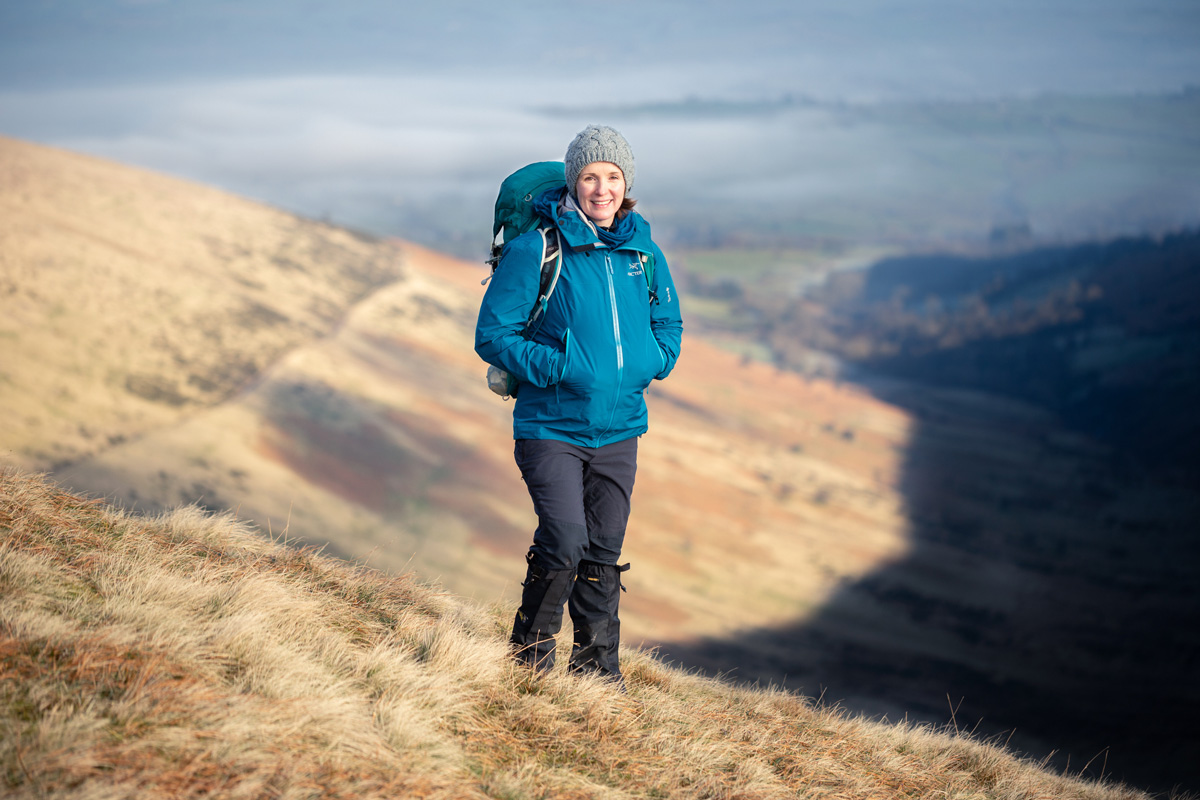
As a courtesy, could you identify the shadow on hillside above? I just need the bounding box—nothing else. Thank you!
[654,247,1200,795]
[655,387,1200,794]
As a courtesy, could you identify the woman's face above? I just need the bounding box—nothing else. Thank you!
[574,161,625,228]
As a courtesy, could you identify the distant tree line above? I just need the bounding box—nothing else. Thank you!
[746,230,1200,475]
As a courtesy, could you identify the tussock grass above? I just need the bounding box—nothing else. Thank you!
[1,470,1155,799]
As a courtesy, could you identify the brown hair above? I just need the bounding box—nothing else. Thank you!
[616,196,638,219]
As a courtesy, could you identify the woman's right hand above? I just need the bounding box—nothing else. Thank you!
[555,328,576,387]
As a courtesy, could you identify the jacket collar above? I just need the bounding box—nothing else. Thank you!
[533,187,654,255]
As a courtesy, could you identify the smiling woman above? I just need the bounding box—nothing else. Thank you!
[474,124,683,687]
[574,162,626,228]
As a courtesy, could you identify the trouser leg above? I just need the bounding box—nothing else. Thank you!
[514,439,590,571]
[511,437,639,677]
[569,437,638,682]
[511,440,589,671]
[579,436,638,565]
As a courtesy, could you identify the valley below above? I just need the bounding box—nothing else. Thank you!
[665,231,1200,793]
[657,372,1200,793]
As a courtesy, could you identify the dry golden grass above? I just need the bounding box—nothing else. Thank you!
[0,135,405,468]
[1,135,918,648]
[1,470,1156,800]
[5,135,1192,795]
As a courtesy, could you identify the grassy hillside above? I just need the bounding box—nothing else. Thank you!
[0,135,916,651]
[0,469,1156,800]
[4,135,1194,791]
[0,135,405,470]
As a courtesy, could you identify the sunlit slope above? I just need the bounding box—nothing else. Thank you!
[0,135,405,468]
[5,135,1189,790]
[55,243,917,644]
[0,470,1150,800]
[0,136,914,648]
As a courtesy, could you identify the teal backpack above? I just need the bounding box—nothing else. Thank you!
[485,162,567,339]
[483,161,656,399]
[487,161,566,270]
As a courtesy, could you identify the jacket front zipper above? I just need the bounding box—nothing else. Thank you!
[605,252,623,370]
[600,251,626,442]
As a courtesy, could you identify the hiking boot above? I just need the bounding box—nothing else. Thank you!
[510,552,576,672]
[567,561,630,683]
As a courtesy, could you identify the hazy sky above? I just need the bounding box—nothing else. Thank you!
[4,1,1197,97]
[2,1,1198,249]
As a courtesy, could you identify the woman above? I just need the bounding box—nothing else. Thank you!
[475,125,683,685]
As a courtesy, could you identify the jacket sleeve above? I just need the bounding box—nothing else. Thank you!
[648,243,683,380]
[474,234,565,389]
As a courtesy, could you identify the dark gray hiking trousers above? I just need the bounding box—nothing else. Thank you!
[514,437,638,570]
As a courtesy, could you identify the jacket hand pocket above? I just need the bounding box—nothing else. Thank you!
[653,338,668,379]
[633,335,666,388]
[555,328,575,386]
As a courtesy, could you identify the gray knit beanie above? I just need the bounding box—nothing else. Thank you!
[564,124,635,196]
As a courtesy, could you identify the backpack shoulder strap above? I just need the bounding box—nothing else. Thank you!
[525,227,563,335]
[639,251,658,304]
[640,251,656,285]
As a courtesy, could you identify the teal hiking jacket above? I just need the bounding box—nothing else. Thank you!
[475,188,683,447]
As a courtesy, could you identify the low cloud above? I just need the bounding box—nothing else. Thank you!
[2,60,1197,253]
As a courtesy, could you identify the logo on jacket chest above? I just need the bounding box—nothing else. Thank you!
[627,257,644,278]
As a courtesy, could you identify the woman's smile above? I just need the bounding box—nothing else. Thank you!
[575,161,625,227]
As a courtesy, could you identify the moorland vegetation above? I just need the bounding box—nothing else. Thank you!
[0,470,1160,800]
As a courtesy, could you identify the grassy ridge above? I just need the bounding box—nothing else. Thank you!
[0,470,1153,799]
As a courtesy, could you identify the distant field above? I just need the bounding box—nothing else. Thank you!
[676,247,836,279]
[676,244,892,281]
[668,243,893,346]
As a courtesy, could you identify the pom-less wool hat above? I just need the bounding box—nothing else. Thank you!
[564,124,635,196]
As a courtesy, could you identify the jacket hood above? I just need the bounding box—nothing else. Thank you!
[532,187,655,256]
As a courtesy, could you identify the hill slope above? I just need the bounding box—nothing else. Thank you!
[0,469,1152,800]
[0,135,915,648]
[0,134,406,469]
[667,232,1200,791]
[764,232,1200,474]
[4,136,1193,790]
